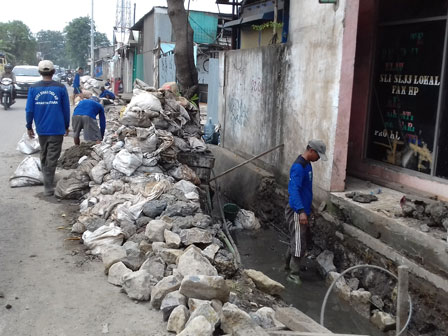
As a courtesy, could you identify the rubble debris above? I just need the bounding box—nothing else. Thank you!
[243,269,285,296]
[399,196,448,231]
[345,191,378,203]
[58,142,95,169]
[370,310,396,332]
[57,83,305,336]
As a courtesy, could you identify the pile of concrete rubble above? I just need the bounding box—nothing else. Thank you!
[57,84,288,335]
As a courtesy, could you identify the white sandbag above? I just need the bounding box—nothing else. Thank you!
[188,137,207,152]
[90,160,109,184]
[112,148,143,176]
[126,90,162,113]
[16,132,40,154]
[115,196,147,222]
[82,223,125,255]
[234,209,261,230]
[173,180,199,200]
[10,156,43,187]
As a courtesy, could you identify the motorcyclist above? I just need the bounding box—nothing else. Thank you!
[0,64,17,102]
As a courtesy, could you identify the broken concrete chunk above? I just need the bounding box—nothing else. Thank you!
[250,307,285,329]
[220,302,266,335]
[167,304,190,334]
[139,255,166,281]
[101,245,127,273]
[188,298,210,312]
[243,269,285,296]
[371,295,385,309]
[370,310,396,331]
[186,301,220,328]
[180,275,230,302]
[177,246,218,277]
[316,250,337,276]
[350,289,372,319]
[160,290,187,321]
[214,249,238,278]
[107,261,132,286]
[192,213,213,229]
[347,277,360,291]
[150,275,182,309]
[122,241,145,271]
[122,270,156,301]
[201,244,220,261]
[177,315,213,336]
[145,219,172,242]
[162,201,199,217]
[164,229,181,248]
[157,248,184,265]
[142,199,167,218]
[180,228,213,246]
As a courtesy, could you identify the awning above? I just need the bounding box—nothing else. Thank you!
[223,11,274,28]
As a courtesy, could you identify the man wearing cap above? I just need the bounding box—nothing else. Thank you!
[285,139,327,283]
[26,60,70,196]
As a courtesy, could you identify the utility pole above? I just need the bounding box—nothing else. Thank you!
[90,0,95,76]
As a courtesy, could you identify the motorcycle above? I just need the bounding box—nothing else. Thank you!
[0,78,14,110]
[67,74,73,86]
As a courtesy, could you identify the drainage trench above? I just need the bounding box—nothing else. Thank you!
[233,227,387,336]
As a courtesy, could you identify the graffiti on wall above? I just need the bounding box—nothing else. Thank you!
[228,97,249,127]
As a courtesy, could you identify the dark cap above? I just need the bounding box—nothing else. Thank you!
[308,139,328,161]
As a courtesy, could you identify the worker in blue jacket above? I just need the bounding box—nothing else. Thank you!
[99,86,115,105]
[72,95,106,145]
[26,60,70,196]
[285,139,327,283]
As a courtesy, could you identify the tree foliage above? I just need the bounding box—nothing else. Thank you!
[64,16,111,70]
[36,30,67,67]
[0,21,36,65]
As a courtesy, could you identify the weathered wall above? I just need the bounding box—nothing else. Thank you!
[219,0,351,196]
[142,13,155,86]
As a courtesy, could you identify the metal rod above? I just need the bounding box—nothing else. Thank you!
[209,144,284,182]
[396,265,409,336]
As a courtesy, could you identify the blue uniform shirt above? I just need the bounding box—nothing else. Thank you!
[73,73,80,89]
[73,99,106,137]
[288,155,313,215]
[99,89,115,100]
[26,80,70,135]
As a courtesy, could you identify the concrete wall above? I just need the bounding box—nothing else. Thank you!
[219,0,356,196]
[142,13,155,86]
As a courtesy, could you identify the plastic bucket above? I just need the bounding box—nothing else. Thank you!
[223,203,239,222]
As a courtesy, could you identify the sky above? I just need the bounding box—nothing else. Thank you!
[0,0,230,41]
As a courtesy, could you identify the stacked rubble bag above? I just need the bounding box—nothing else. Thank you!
[57,82,285,336]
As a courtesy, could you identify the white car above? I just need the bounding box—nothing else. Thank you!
[13,65,42,96]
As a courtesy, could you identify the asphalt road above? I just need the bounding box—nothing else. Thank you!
[0,94,168,336]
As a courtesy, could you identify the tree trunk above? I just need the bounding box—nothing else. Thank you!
[166,0,199,101]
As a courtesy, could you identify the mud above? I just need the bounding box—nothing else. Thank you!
[58,142,96,169]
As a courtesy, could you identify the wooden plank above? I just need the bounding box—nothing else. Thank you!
[268,332,368,336]
[275,307,332,333]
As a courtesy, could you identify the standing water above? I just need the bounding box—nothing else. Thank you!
[235,228,387,336]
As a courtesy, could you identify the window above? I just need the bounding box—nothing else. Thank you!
[367,1,448,178]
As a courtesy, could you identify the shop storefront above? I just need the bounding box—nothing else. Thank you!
[348,0,448,198]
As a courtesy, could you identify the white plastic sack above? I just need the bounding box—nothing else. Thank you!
[234,209,261,230]
[188,137,207,152]
[82,223,125,255]
[112,148,143,176]
[125,90,162,113]
[90,160,109,184]
[16,132,40,154]
[10,156,43,187]
[174,180,199,200]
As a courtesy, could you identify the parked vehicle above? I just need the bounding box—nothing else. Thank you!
[0,77,15,110]
[13,65,41,96]
[67,73,73,86]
